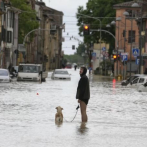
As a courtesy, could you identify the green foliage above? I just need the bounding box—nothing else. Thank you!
[11,0,39,43]
[76,0,131,54]
[100,60,113,70]
[76,43,86,56]
[64,54,84,64]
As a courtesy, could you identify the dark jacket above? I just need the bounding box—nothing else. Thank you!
[76,75,90,100]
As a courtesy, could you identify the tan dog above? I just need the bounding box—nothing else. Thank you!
[55,106,63,123]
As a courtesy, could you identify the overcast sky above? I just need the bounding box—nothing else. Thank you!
[43,0,88,55]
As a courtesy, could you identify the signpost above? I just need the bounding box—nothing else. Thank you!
[92,52,96,61]
[132,48,139,57]
[121,53,128,61]
[102,47,106,52]
[136,58,140,65]
[92,52,96,57]
[121,53,128,80]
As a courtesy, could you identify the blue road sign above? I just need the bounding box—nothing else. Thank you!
[121,54,128,61]
[132,48,139,57]
[121,55,128,61]
[102,47,106,51]
[92,52,96,57]
[136,58,140,65]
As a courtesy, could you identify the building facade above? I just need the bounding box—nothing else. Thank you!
[0,0,20,68]
[113,0,147,76]
[34,0,63,70]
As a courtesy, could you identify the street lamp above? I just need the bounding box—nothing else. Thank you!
[111,21,116,25]
[132,2,140,8]
[131,2,142,74]
[122,11,129,80]
[123,11,129,52]
[106,24,111,28]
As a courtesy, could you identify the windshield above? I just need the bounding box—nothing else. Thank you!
[0,70,8,76]
[54,71,68,74]
[18,65,40,73]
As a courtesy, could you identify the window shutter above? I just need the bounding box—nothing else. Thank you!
[7,31,12,43]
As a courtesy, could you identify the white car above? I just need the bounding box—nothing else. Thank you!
[51,69,71,80]
[121,74,145,86]
[137,81,147,92]
[127,76,147,88]
[0,69,11,83]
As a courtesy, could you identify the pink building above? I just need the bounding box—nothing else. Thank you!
[113,1,147,76]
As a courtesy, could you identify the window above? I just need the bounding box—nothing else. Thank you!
[54,71,68,75]
[18,65,40,73]
[132,78,139,84]
[128,30,135,43]
[0,70,8,76]
[139,78,144,83]
[7,31,12,43]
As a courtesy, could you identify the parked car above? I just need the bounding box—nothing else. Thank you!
[137,81,147,92]
[0,69,11,83]
[121,74,145,86]
[127,76,147,88]
[51,69,71,80]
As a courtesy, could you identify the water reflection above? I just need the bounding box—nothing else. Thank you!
[0,70,147,147]
[77,122,88,134]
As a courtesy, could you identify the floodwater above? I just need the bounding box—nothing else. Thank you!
[0,69,147,147]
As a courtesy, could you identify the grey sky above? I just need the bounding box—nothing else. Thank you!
[43,0,88,55]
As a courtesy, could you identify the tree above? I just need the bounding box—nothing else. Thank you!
[11,0,39,43]
[76,43,86,56]
[76,0,131,55]
[64,54,84,64]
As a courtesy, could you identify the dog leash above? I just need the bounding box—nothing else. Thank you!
[64,105,80,122]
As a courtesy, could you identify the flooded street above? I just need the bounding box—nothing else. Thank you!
[0,69,147,147]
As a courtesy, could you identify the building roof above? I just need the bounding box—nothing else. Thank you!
[113,1,142,9]
[42,5,63,15]
[35,1,63,15]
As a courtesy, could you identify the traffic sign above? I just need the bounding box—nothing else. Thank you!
[136,58,140,65]
[132,48,139,57]
[104,52,109,57]
[102,52,105,55]
[102,47,106,52]
[92,52,96,57]
[121,55,128,61]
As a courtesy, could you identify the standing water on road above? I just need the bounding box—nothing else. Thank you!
[0,69,147,147]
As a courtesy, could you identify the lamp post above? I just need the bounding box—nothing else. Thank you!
[123,11,129,79]
[123,11,133,77]
[130,2,140,75]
